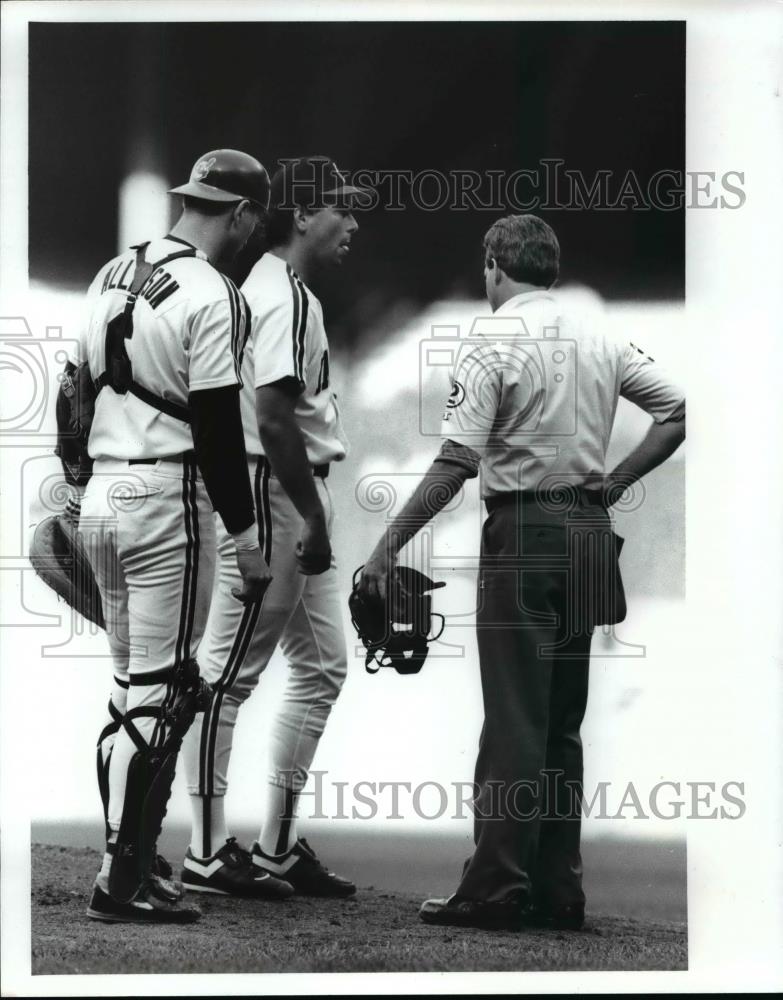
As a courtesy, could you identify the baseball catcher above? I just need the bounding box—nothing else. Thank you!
[37,148,276,924]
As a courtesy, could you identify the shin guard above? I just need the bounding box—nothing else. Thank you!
[96,699,124,840]
[109,659,211,903]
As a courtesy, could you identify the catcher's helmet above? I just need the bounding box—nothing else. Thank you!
[349,565,446,675]
[168,149,271,209]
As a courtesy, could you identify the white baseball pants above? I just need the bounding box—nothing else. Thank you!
[181,457,347,854]
[80,456,215,833]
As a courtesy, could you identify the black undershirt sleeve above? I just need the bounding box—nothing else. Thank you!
[264,374,304,397]
[189,385,255,535]
[432,438,481,478]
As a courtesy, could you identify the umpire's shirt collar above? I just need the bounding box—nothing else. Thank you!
[494,289,555,314]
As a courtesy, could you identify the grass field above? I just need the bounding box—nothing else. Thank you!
[31,824,686,974]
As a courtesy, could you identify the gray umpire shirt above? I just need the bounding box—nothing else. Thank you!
[439,290,685,497]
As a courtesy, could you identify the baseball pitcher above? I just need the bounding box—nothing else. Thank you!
[180,157,368,898]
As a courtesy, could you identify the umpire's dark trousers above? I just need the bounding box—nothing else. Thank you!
[457,488,625,907]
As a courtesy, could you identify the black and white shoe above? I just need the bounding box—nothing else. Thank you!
[252,837,356,897]
[182,837,294,899]
[86,875,201,924]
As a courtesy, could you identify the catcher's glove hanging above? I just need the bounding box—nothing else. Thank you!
[29,501,105,629]
[348,565,445,675]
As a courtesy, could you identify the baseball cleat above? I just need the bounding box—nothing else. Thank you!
[251,837,356,897]
[86,875,201,924]
[182,837,294,899]
[419,893,526,931]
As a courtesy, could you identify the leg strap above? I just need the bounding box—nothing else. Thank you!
[122,706,165,753]
[108,659,212,903]
[97,698,124,747]
[97,698,125,839]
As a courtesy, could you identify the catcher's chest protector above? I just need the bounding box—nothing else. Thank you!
[55,243,200,489]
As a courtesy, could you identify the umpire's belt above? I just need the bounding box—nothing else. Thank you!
[485,487,606,514]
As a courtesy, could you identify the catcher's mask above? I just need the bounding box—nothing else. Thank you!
[349,565,446,675]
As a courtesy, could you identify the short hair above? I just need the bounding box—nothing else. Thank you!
[181,195,238,218]
[483,214,560,287]
[265,156,350,248]
[264,202,296,248]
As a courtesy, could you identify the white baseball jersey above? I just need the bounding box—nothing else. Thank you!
[441,289,685,496]
[239,252,349,465]
[72,235,249,460]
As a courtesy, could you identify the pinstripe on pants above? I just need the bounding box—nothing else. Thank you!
[80,456,216,831]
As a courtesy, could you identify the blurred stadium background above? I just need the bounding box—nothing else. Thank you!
[19,20,685,918]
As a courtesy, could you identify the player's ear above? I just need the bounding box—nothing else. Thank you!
[486,257,503,285]
[293,206,309,235]
[487,256,503,285]
[233,199,251,226]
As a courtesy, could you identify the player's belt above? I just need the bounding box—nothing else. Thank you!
[128,451,195,466]
[246,458,330,479]
[485,488,606,513]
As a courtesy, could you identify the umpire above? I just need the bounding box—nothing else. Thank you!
[359,214,685,931]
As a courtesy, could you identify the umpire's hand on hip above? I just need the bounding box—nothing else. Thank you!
[583,471,629,508]
[296,513,332,575]
[233,544,273,604]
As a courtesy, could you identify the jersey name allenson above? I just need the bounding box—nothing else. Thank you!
[101,261,180,311]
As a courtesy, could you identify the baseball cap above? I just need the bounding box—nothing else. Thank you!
[168,149,271,209]
[269,156,371,211]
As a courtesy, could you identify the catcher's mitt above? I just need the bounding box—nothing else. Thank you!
[29,507,105,629]
[348,565,445,675]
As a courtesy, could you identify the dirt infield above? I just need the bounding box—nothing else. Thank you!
[31,841,687,974]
